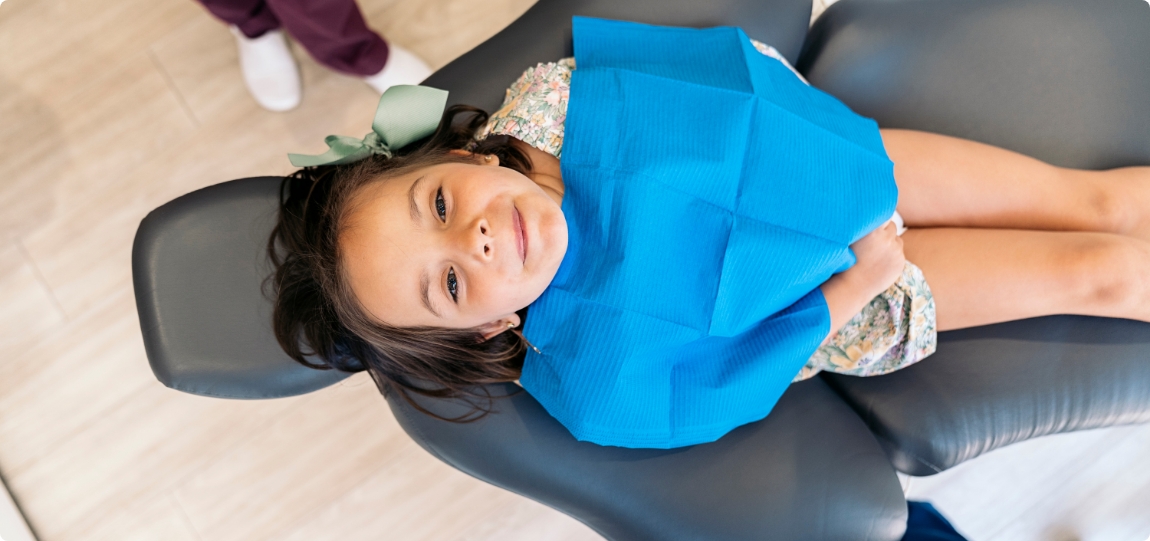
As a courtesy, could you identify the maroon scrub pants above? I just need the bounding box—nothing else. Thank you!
[197,0,389,76]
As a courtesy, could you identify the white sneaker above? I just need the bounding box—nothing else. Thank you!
[231,26,302,112]
[363,44,433,94]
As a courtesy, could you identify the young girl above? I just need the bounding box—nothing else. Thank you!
[271,18,1150,448]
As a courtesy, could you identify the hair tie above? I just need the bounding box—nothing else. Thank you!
[288,85,449,167]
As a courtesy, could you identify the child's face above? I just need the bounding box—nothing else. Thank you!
[340,155,568,338]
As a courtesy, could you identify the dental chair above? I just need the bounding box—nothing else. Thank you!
[132,0,1150,538]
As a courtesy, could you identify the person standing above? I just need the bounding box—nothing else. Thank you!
[196,0,433,111]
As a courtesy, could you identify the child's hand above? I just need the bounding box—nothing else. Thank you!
[845,221,905,298]
[818,221,906,344]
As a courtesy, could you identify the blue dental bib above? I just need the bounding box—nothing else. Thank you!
[519,17,897,448]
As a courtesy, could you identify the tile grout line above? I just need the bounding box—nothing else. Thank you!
[170,493,207,541]
[16,380,235,539]
[261,454,405,541]
[0,287,133,404]
[13,239,69,323]
[154,390,335,540]
[3,377,154,481]
[258,394,424,541]
[148,46,202,129]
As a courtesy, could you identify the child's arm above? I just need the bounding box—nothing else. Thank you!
[818,221,906,345]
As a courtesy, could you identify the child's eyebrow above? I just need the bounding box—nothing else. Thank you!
[408,175,426,223]
[419,271,443,318]
[409,174,441,318]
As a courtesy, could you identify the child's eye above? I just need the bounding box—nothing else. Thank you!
[447,268,458,302]
[436,188,447,221]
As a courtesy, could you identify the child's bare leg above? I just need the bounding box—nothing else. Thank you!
[902,227,1150,331]
[880,128,1150,238]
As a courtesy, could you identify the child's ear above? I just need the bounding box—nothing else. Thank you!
[447,149,473,157]
[477,315,522,342]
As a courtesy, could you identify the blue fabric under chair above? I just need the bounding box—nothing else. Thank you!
[901,502,968,541]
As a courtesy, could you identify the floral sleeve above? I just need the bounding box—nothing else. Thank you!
[749,39,809,85]
[791,261,937,382]
[471,58,575,158]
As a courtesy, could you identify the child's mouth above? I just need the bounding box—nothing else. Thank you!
[514,206,527,265]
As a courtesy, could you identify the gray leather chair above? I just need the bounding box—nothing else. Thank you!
[131,0,1150,538]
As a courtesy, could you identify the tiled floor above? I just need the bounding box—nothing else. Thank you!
[1,0,1148,539]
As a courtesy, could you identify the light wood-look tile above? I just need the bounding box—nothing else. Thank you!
[456,498,604,541]
[16,64,382,323]
[7,382,307,539]
[0,290,152,477]
[0,54,196,244]
[0,54,196,317]
[69,494,202,541]
[173,375,410,541]
[276,433,598,541]
[360,0,535,69]
[0,0,37,21]
[146,13,243,127]
[0,241,66,351]
[148,11,362,130]
[0,0,200,107]
[0,74,69,241]
[172,369,602,541]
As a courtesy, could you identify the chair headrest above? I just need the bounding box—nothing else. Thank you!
[132,177,351,399]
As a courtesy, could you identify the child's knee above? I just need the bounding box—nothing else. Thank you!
[1061,235,1150,311]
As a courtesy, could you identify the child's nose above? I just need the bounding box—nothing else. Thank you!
[463,217,493,261]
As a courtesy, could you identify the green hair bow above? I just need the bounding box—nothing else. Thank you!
[288,85,449,167]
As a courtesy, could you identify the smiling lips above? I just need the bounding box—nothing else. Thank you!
[514,207,527,264]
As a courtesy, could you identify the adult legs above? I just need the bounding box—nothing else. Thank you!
[901,227,1150,331]
[196,0,389,75]
[198,0,282,39]
[880,128,1150,240]
[263,0,389,75]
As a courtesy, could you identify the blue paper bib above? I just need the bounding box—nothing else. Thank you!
[520,17,897,448]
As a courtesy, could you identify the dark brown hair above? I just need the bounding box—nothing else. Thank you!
[266,104,535,421]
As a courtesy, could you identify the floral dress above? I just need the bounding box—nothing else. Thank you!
[473,40,938,382]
